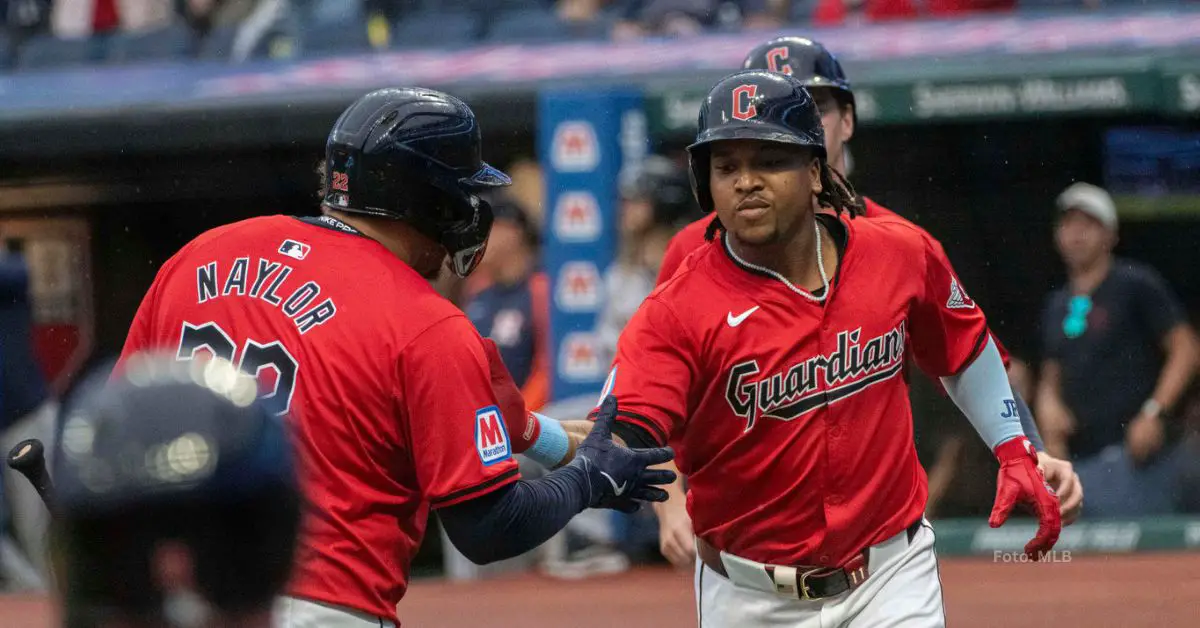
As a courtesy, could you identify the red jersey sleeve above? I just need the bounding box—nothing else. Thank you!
[909,233,990,378]
[401,315,520,509]
[656,219,708,286]
[598,297,697,446]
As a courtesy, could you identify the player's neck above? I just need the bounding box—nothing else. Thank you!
[729,216,834,291]
[325,210,439,271]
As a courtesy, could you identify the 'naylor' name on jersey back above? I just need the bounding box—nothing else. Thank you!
[195,256,337,334]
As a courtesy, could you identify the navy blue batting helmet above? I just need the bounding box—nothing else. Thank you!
[322,88,511,278]
[742,37,854,109]
[53,354,301,623]
[686,70,825,213]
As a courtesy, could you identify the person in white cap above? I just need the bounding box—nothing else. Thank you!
[1036,182,1199,517]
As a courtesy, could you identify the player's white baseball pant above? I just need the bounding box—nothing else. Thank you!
[694,520,945,628]
[272,596,396,628]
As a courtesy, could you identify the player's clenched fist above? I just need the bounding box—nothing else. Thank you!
[989,437,1062,559]
[571,396,677,513]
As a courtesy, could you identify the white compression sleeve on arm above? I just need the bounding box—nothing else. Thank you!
[939,336,1026,450]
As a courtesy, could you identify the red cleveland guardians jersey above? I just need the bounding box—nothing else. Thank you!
[655,197,1012,369]
[656,197,897,286]
[610,215,989,567]
[117,215,519,624]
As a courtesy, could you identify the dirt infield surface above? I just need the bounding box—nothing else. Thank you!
[2,553,1196,627]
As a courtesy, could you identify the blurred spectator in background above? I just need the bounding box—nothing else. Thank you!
[2,0,51,57]
[504,157,547,229]
[1037,182,1199,517]
[595,155,696,365]
[811,0,1013,27]
[612,0,782,40]
[0,237,56,585]
[465,196,552,412]
[51,0,174,38]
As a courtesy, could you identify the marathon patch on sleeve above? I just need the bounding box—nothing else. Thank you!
[475,406,512,466]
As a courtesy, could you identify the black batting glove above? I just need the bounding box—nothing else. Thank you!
[570,395,676,513]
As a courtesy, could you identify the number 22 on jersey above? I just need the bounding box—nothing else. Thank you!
[176,321,299,415]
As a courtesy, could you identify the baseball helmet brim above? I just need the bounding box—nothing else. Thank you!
[461,162,512,189]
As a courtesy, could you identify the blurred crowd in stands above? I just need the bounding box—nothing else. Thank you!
[0,0,1160,71]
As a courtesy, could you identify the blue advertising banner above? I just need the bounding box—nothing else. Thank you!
[538,89,646,402]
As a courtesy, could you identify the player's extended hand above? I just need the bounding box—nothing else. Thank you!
[573,395,676,513]
[989,437,1062,560]
[1037,452,1083,525]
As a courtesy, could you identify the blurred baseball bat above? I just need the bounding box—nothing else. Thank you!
[7,439,54,513]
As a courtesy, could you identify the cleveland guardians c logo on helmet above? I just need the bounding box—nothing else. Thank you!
[731,85,759,121]
[766,47,791,75]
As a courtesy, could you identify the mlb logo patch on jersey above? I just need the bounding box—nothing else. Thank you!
[279,240,311,261]
[475,406,512,466]
[553,192,602,242]
[551,121,600,172]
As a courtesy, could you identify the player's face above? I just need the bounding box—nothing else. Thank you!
[812,88,853,174]
[709,139,821,247]
[1055,208,1115,271]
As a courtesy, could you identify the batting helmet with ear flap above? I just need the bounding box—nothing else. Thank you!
[322,87,511,278]
[686,70,825,213]
[742,36,854,111]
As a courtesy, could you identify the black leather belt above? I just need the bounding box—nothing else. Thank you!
[696,520,922,600]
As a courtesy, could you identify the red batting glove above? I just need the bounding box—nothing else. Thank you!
[480,338,538,454]
[990,437,1062,560]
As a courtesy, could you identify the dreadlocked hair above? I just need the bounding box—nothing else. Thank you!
[816,162,865,217]
[704,214,723,242]
[703,159,864,242]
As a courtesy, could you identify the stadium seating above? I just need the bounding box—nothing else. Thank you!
[16,35,100,71]
[392,11,481,49]
[300,19,373,57]
[307,0,363,26]
[198,27,240,61]
[486,9,573,43]
[0,32,10,70]
[108,23,194,65]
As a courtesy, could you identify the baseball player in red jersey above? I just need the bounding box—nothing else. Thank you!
[116,88,676,628]
[649,37,1083,568]
[599,70,1061,627]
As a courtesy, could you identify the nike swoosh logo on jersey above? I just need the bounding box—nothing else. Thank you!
[727,306,760,327]
[599,471,628,497]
